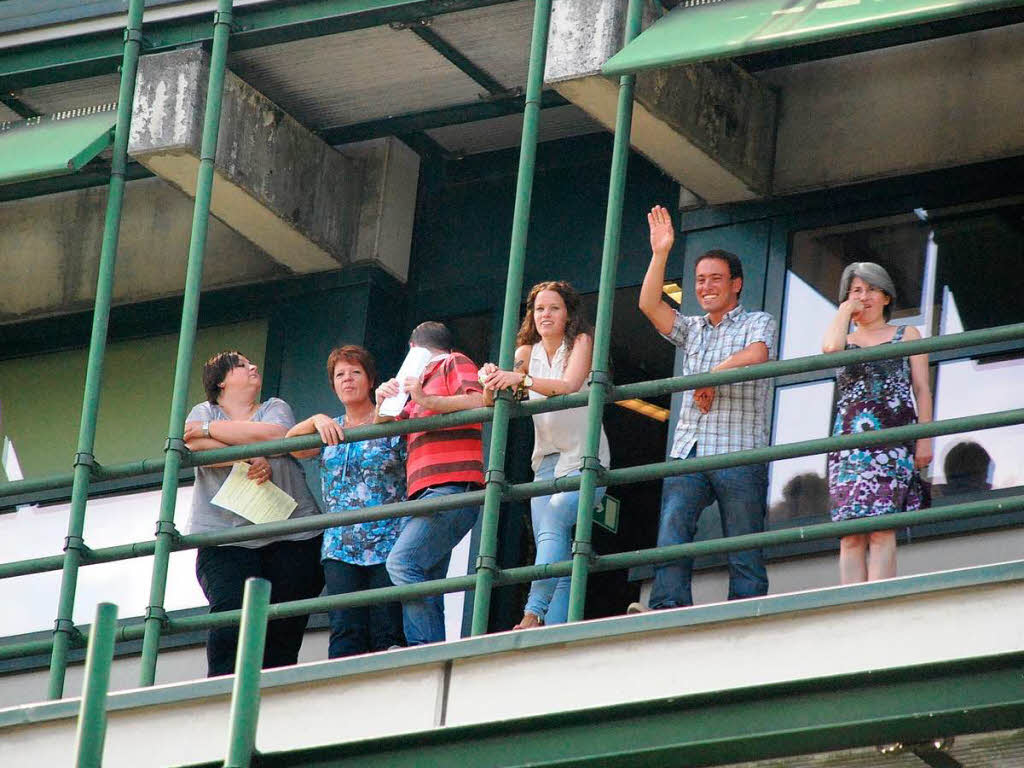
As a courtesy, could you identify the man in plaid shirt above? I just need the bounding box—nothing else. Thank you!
[634,205,777,610]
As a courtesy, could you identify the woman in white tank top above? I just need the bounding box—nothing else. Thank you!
[482,281,610,628]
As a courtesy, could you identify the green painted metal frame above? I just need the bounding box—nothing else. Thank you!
[44,0,145,701]
[137,0,236,690]
[0,109,117,185]
[469,0,552,636]
[224,578,271,768]
[566,0,644,622]
[0,0,522,91]
[184,651,1024,767]
[73,602,117,768]
[406,20,507,95]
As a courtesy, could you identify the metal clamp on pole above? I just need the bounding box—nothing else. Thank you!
[164,438,188,456]
[580,455,607,482]
[122,27,148,47]
[154,520,180,541]
[213,10,235,29]
[53,618,86,647]
[571,540,594,559]
[587,370,612,390]
[73,452,97,471]
[475,553,499,572]
[64,535,92,558]
[144,606,169,627]
[484,468,507,489]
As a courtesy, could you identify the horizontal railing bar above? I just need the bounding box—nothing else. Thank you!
[3,492,1020,663]
[3,321,1023,502]
[2,407,1021,583]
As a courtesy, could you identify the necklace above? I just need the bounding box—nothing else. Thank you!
[343,412,375,428]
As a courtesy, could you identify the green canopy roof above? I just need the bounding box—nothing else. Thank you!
[603,0,1023,75]
[0,109,116,185]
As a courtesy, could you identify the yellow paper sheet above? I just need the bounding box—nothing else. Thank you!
[210,461,297,524]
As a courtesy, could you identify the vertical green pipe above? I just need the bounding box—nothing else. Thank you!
[138,0,235,686]
[223,578,271,768]
[47,0,146,699]
[73,602,118,768]
[470,0,553,636]
[566,0,644,623]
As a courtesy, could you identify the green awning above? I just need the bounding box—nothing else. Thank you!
[603,0,1023,75]
[0,109,116,185]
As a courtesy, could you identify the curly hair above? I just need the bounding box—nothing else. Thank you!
[515,281,593,353]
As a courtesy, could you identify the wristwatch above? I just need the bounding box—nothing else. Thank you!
[521,374,533,390]
[201,420,211,438]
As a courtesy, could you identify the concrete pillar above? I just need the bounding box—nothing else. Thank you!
[545,0,777,203]
[129,48,361,275]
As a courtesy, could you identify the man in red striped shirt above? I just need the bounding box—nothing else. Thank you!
[375,322,484,645]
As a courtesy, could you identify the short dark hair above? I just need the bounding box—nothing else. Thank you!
[326,344,378,389]
[696,249,744,299]
[409,321,454,352]
[202,350,243,404]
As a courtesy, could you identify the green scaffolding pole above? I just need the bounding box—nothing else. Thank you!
[45,0,146,700]
[224,578,271,768]
[566,0,644,623]
[73,602,118,768]
[469,0,553,635]
[138,0,236,688]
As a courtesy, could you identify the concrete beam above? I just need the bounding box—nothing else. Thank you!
[129,48,360,275]
[0,176,285,325]
[763,23,1024,194]
[546,0,777,204]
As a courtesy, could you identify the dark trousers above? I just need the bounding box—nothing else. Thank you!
[323,560,405,658]
[195,536,324,677]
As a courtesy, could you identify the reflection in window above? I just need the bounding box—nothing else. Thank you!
[931,289,1024,497]
[768,381,832,522]
[775,200,1024,525]
[0,488,204,637]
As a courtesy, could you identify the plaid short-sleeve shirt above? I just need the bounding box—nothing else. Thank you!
[662,305,777,459]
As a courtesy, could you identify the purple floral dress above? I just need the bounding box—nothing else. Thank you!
[828,326,922,522]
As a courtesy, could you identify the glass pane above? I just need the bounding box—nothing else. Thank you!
[768,381,832,524]
[931,293,1024,499]
[0,487,204,637]
[781,201,1024,362]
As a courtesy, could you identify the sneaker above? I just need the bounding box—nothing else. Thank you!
[626,602,651,615]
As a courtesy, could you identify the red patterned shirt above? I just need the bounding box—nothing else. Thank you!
[401,352,484,497]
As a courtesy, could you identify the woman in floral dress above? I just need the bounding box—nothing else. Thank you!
[288,345,407,656]
[822,262,933,584]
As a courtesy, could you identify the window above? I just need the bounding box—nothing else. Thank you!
[771,200,1024,524]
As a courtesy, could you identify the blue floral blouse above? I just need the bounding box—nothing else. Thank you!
[319,418,407,566]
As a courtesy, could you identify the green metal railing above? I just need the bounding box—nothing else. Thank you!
[46,0,146,701]
[0,0,1021,731]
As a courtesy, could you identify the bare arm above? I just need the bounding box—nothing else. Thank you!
[526,334,594,396]
[481,345,532,405]
[823,299,863,353]
[639,205,679,336]
[903,326,934,468]
[712,341,769,372]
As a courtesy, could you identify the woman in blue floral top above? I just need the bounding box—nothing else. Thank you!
[288,345,407,657]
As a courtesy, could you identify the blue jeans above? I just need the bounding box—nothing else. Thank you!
[385,483,479,646]
[524,454,605,624]
[650,451,768,609]
[322,560,405,658]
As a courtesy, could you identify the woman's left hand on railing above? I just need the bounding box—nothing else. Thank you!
[247,456,273,485]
